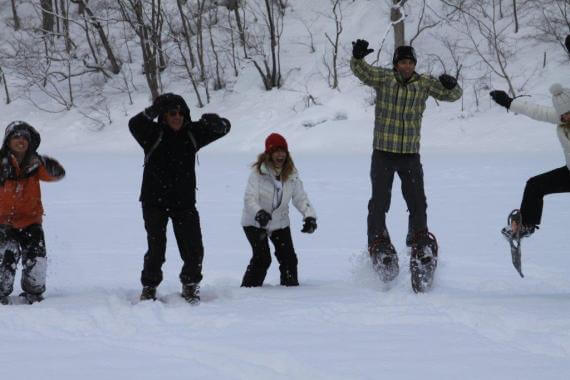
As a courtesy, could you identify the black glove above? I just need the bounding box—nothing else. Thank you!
[301,217,317,234]
[490,90,513,109]
[40,155,65,178]
[200,113,231,135]
[565,35,570,52]
[145,93,176,119]
[255,210,272,228]
[439,74,457,90]
[352,39,374,60]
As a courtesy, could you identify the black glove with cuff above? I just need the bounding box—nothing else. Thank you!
[352,39,374,60]
[490,90,513,109]
[301,217,317,234]
[200,113,231,134]
[255,210,272,228]
[439,74,457,90]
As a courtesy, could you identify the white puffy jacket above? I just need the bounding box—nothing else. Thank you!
[241,163,317,231]
[510,98,570,170]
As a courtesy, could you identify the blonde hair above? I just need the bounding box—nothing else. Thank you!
[252,151,295,182]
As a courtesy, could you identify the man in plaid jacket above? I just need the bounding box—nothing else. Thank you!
[351,38,462,285]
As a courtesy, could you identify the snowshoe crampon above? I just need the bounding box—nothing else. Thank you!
[410,231,438,293]
[501,209,525,278]
[181,283,200,305]
[369,240,399,283]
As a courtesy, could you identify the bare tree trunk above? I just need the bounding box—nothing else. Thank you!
[264,0,279,88]
[11,0,21,30]
[54,0,61,35]
[513,0,519,33]
[0,67,10,104]
[40,0,55,35]
[391,0,407,47]
[81,0,121,74]
[176,0,197,68]
[325,0,342,90]
[60,0,72,53]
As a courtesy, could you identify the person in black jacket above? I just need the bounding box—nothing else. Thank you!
[129,93,230,304]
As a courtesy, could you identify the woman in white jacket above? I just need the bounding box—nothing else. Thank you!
[490,84,570,238]
[241,133,317,287]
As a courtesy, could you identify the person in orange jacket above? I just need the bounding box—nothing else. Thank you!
[0,121,65,305]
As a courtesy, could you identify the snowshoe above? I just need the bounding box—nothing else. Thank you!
[410,231,438,293]
[181,283,200,305]
[369,238,400,283]
[501,209,535,278]
[0,295,10,305]
[140,286,157,301]
[18,292,43,304]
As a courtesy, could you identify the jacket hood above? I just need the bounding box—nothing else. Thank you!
[157,94,192,125]
[3,121,41,152]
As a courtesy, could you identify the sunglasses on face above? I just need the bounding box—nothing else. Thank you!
[166,110,183,117]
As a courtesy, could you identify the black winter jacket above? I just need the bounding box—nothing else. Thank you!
[129,112,230,209]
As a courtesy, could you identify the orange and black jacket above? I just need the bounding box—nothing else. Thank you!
[0,125,65,229]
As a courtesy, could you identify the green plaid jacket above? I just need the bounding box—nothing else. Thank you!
[351,57,462,153]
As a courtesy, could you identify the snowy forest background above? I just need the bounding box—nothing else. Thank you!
[1,1,570,379]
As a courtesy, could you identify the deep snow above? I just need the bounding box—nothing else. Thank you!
[1,0,570,378]
[0,151,568,380]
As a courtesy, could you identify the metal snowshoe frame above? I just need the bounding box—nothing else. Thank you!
[410,231,438,293]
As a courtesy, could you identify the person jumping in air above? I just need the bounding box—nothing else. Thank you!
[350,39,462,292]
[491,84,570,276]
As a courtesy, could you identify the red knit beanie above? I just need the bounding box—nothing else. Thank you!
[265,133,288,153]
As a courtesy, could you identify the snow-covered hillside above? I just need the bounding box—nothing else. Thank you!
[0,1,569,379]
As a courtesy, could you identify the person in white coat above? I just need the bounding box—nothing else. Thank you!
[241,133,317,287]
[490,84,570,238]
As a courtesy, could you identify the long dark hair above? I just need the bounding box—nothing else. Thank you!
[252,150,296,182]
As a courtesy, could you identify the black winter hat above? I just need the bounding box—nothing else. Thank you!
[392,45,417,66]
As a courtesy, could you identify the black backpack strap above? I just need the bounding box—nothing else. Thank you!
[187,130,198,151]
[144,129,164,165]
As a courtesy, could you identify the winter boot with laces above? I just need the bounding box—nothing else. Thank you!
[140,286,157,301]
[410,230,438,293]
[181,283,200,305]
[369,233,400,283]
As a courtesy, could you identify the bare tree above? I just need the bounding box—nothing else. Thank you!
[247,0,284,90]
[0,66,10,104]
[323,0,343,89]
[391,0,408,47]
[40,0,55,36]
[11,0,21,30]
[78,0,122,74]
[408,0,440,46]
[440,0,519,96]
[119,0,164,100]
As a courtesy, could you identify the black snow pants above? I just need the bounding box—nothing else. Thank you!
[0,224,47,297]
[368,150,428,247]
[141,206,204,287]
[241,226,299,287]
[520,166,570,226]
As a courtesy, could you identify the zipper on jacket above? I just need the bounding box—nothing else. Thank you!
[399,83,407,153]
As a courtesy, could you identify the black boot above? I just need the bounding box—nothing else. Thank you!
[19,292,44,304]
[280,267,299,286]
[140,286,157,301]
[241,266,266,287]
[181,283,200,304]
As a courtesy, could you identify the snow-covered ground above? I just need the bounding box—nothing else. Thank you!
[0,150,568,380]
[1,1,570,378]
